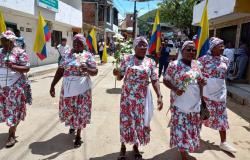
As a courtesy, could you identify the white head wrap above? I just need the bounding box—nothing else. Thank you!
[181,40,195,51]
[209,37,224,51]
[73,34,89,51]
[0,30,17,41]
[133,36,148,50]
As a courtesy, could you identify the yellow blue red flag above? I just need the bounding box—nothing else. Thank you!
[33,12,51,60]
[148,10,161,55]
[86,28,98,54]
[196,0,209,58]
[0,10,6,33]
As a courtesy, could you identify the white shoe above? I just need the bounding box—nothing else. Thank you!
[220,142,237,153]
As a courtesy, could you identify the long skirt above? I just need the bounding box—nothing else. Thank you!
[59,87,92,130]
[170,106,201,152]
[203,97,229,131]
[0,78,30,127]
[120,87,150,145]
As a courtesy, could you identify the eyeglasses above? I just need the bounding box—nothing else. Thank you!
[185,48,197,52]
[137,44,147,49]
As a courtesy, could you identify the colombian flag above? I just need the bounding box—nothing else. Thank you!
[148,9,161,55]
[33,12,51,60]
[86,28,98,54]
[0,10,6,33]
[196,0,209,58]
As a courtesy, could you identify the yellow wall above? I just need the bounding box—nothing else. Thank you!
[235,0,250,13]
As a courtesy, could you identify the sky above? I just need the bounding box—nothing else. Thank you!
[114,0,163,19]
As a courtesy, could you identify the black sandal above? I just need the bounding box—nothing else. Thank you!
[133,145,142,160]
[5,137,16,148]
[74,136,82,148]
[117,145,126,160]
[69,128,75,134]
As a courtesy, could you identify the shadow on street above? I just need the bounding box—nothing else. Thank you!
[89,140,238,160]
[0,133,8,150]
[89,148,189,160]
[106,88,122,94]
[196,139,235,158]
[29,133,75,159]
[89,151,134,160]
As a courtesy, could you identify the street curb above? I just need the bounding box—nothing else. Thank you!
[28,64,58,78]
[227,84,250,106]
[28,68,57,77]
[27,55,114,78]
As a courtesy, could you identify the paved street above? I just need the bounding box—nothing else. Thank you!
[0,62,250,160]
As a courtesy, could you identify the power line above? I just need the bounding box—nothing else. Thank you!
[114,0,127,17]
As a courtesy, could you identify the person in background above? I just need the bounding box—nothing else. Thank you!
[15,29,26,50]
[56,38,70,64]
[98,39,105,63]
[223,41,235,76]
[235,40,249,80]
[199,37,236,153]
[158,39,171,78]
[176,40,184,60]
[110,38,115,56]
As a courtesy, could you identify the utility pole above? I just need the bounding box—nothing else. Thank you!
[103,0,107,42]
[133,0,137,38]
[126,0,151,38]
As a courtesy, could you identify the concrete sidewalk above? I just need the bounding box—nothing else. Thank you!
[227,83,250,105]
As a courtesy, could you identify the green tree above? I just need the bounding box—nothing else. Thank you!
[159,0,200,39]
[138,9,157,37]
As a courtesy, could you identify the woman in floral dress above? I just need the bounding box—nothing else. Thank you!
[113,36,163,160]
[198,37,236,153]
[163,41,205,160]
[50,34,98,147]
[0,30,31,148]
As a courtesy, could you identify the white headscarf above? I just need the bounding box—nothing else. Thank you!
[73,33,89,51]
[133,36,148,50]
[209,37,224,51]
[181,40,195,51]
[0,30,17,41]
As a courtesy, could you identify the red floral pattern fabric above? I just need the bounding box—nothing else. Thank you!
[59,50,96,129]
[119,54,158,145]
[164,60,202,152]
[0,47,31,127]
[198,55,229,131]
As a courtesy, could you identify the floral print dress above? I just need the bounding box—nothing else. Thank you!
[164,60,203,152]
[119,54,158,145]
[59,50,96,130]
[198,54,229,131]
[0,47,31,127]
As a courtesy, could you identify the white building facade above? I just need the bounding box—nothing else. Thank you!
[0,0,82,66]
